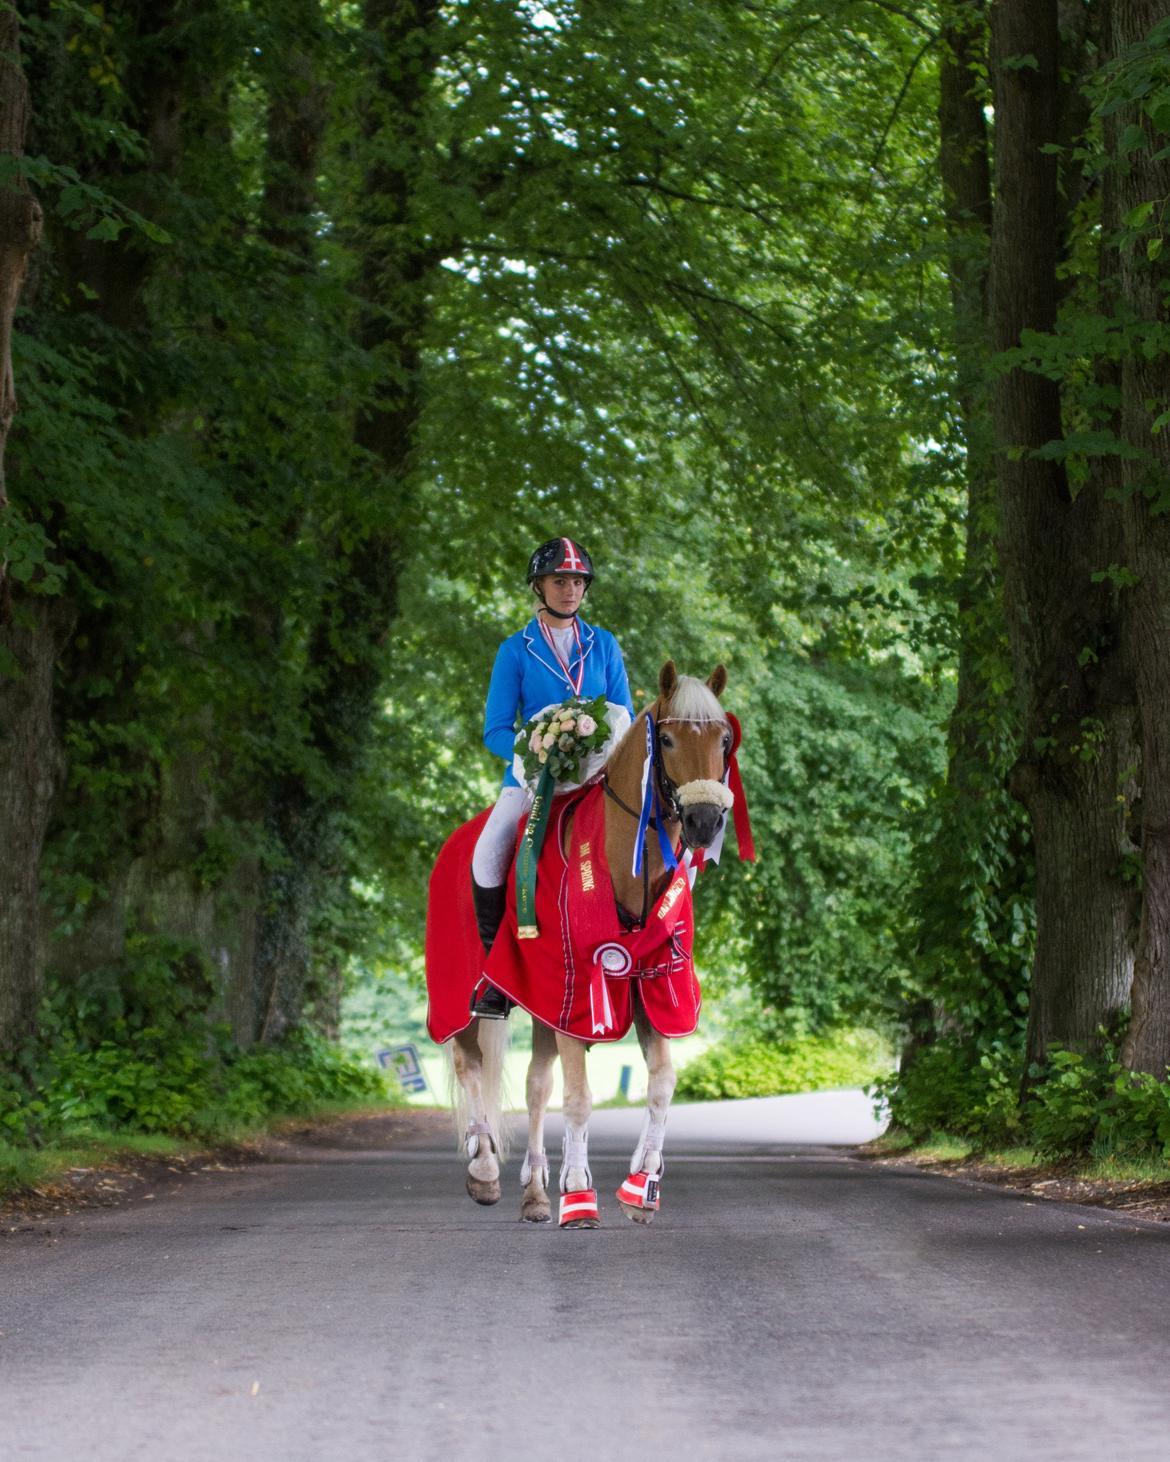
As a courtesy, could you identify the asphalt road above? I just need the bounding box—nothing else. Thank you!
[3,1096,1170,1462]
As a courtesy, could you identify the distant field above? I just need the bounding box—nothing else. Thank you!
[353,1009,713,1111]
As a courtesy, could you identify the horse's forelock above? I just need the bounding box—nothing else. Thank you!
[662,675,727,725]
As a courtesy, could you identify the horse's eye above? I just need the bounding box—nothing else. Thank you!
[661,733,674,750]
[722,733,731,751]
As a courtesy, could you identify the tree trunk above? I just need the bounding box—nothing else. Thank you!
[37,3,221,993]
[1021,711,1138,1055]
[0,602,73,1053]
[252,0,444,1041]
[0,6,60,1055]
[940,0,995,755]
[259,8,327,266]
[1113,0,1170,1076]
[989,0,1136,1065]
[0,7,42,547]
[917,2,1032,1038]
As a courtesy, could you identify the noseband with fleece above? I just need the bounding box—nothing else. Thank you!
[677,778,734,810]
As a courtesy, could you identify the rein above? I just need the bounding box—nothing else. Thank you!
[602,775,658,827]
[602,775,656,929]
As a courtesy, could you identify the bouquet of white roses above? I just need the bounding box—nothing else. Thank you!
[514,694,613,787]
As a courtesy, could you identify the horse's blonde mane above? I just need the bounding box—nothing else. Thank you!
[662,675,726,724]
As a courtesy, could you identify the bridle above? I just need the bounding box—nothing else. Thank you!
[602,706,732,928]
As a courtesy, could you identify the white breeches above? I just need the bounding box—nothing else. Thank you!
[471,785,533,887]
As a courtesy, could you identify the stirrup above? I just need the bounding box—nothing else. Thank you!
[617,1171,661,1212]
[470,979,514,1020]
[558,1189,600,1227]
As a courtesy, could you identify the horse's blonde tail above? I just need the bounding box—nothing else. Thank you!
[449,1020,512,1161]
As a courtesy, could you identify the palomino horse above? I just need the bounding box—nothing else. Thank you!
[432,660,736,1227]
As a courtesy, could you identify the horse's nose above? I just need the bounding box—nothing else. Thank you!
[683,804,725,849]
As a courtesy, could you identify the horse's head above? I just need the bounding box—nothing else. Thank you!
[653,660,734,850]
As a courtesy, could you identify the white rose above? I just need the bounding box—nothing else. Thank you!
[577,714,596,736]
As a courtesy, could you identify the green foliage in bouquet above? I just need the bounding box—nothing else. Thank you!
[514,695,612,785]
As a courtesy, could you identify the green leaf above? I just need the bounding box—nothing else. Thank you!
[1119,123,1147,156]
[1090,564,1139,589]
[85,215,124,242]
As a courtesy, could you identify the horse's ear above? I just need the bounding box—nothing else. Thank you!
[658,660,678,702]
[707,664,728,699]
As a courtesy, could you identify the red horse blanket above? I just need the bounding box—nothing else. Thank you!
[425,784,700,1044]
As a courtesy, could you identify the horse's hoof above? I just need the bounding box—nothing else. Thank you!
[520,1196,552,1223]
[616,1172,660,1223]
[558,1189,600,1228]
[466,1174,501,1205]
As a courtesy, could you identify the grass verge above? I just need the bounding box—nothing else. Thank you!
[860,1131,1170,1223]
[0,1096,406,1211]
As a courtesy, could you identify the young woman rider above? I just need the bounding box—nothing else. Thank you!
[469,537,635,1018]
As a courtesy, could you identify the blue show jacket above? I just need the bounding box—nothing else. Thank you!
[483,616,635,787]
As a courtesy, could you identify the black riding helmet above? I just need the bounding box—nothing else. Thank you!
[527,537,594,620]
[527,537,595,586]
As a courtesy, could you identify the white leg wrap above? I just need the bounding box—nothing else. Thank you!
[520,1149,549,1188]
[559,1127,592,1193]
[630,1111,667,1176]
[465,1120,494,1160]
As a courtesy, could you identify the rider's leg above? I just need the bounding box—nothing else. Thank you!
[469,786,530,1018]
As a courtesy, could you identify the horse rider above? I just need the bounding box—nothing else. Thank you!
[469,537,635,1018]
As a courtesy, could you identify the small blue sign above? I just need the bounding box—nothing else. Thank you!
[377,1043,429,1095]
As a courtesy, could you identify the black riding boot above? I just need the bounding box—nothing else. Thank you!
[469,877,513,1019]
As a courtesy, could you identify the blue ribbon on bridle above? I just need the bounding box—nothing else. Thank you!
[632,712,679,877]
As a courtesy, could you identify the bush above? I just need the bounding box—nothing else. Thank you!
[1,998,391,1148]
[0,933,395,1191]
[879,1033,1170,1160]
[1027,1047,1170,1160]
[874,1036,1024,1147]
[674,1029,890,1101]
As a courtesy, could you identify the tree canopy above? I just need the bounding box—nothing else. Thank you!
[2,0,1169,1159]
